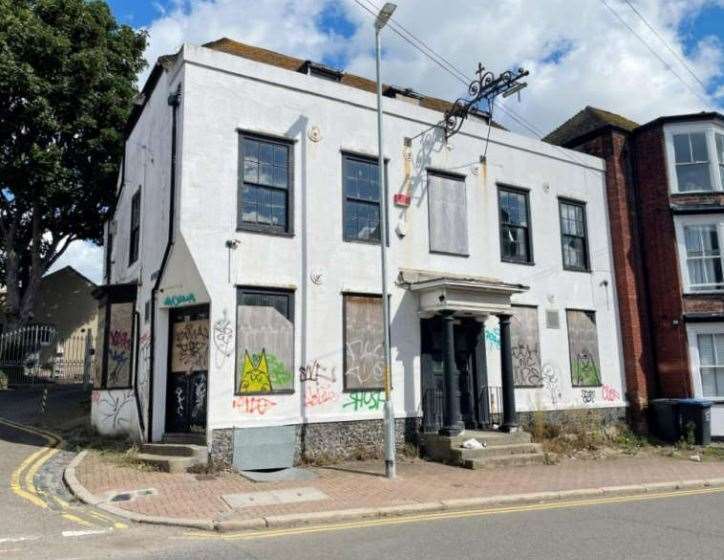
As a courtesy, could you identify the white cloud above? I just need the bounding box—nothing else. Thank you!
[47,240,103,285]
[133,0,723,136]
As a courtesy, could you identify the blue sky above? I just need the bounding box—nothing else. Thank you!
[52,0,724,282]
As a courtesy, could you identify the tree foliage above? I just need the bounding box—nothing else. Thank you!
[0,0,147,323]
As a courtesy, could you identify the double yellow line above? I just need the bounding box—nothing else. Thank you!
[0,416,126,530]
[183,485,724,542]
[1,417,62,509]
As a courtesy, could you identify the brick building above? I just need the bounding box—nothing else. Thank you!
[546,108,724,437]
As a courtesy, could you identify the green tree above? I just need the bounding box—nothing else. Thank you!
[0,0,146,324]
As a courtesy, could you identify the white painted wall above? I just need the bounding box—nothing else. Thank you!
[91,59,185,441]
[103,42,627,441]
[172,44,625,437]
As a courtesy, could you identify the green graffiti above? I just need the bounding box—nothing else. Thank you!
[252,352,292,388]
[571,353,601,386]
[343,391,384,412]
[164,293,196,307]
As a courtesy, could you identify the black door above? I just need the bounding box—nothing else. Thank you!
[421,317,489,432]
[166,305,209,434]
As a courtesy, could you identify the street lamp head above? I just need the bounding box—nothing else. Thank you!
[375,2,397,31]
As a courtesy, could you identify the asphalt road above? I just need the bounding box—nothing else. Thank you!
[2,387,724,559]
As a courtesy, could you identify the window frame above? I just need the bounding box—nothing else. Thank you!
[128,189,141,266]
[498,185,534,265]
[95,286,137,391]
[687,322,724,402]
[675,216,724,294]
[665,122,724,194]
[341,152,389,245]
[426,168,469,257]
[558,197,590,272]
[565,307,602,388]
[342,292,386,393]
[237,131,295,236]
[234,286,295,396]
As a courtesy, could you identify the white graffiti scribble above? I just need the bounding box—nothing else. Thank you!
[99,391,134,431]
[175,386,185,416]
[345,339,384,388]
[542,363,561,409]
[213,310,234,368]
[192,376,207,420]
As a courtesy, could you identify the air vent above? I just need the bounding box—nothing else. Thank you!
[546,310,560,329]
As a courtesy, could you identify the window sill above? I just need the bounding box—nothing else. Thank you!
[502,258,535,266]
[671,189,721,196]
[430,250,470,258]
[343,387,386,393]
[236,226,295,238]
[343,237,382,246]
[683,289,724,296]
[234,390,295,397]
[563,266,591,273]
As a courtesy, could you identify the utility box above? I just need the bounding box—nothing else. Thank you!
[678,399,713,446]
[650,399,680,442]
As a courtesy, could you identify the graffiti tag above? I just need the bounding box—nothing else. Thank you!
[484,327,501,350]
[602,384,620,402]
[212,310,234,368]
[233,396,277,415]
[164,293,196,307]
[299,360,337,383]
[581,389,596,404]
[305,385,339,407]
[343,391,384,412]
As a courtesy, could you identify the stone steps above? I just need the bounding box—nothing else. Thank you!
[448,442,543,462]
[136,442,208,473]
[163,432,207,446]
[420,429,543,469]
[463,452,546,470]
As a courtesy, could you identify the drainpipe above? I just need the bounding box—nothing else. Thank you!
[147,86,181,442]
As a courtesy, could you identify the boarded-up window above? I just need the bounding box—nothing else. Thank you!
[344,295,385,391]
[106,302,134,388]
[236,289,294,394]
[428,172,468,255]
[566,309,601,386]
[511,306,542,387]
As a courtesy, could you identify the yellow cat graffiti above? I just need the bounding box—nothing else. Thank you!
[239,350,273,393]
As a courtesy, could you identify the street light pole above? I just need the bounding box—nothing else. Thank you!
[375,2,397,480]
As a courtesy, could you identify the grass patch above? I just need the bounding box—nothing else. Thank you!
[701,445,724,462]
[64,425,158,472]
[530,409,650,459]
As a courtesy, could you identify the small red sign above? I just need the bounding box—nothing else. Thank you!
[394,193,411,207]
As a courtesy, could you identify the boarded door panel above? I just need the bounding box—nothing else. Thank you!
[171,319,210,373]
[511,306,542,387]
[428,173,469,255]
[566,309,601,386]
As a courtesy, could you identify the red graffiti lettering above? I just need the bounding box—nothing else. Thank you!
[304,385,338,407]
[602,384,620,402]
[233,396,277,415]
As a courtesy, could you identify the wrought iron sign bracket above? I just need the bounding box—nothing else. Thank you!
[442,63,529,139]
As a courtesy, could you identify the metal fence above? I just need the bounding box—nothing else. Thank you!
[0,325,94,386]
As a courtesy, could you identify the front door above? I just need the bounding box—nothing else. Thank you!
[421,317,488,432]
[166,305,209,434]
